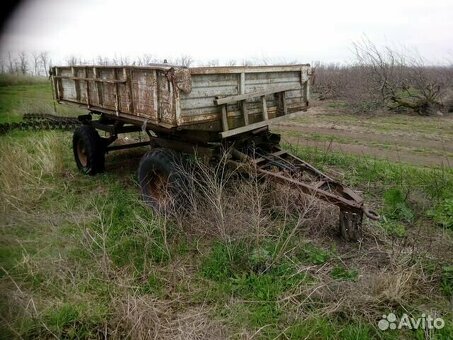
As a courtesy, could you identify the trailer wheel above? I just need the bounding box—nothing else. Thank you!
[138,148,185,211]
[73,125,105,175]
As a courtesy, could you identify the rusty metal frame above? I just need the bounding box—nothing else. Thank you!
[230,143,379,226]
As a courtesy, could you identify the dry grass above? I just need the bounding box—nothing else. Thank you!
[275,226,452,333]
[111,296,227,339]
[1,130,452,338]
[0,133,65,214]
[167,155,335,243]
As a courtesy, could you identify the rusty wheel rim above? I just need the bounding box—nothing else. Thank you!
[144,172,170,207]
[77,139,88,167]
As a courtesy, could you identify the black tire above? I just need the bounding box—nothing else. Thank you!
[138,148,186,211]
[73,125,105,175]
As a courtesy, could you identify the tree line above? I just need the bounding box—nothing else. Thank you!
[312,39,453,115]
[0,51,51,76]
[0,51,305,77]
[2,44,452,115]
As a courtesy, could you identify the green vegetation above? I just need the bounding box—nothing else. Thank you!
[286,143,453,199]
[0,83,52,123]
[297,242,332,264]
[330,266,358,281]
[0,76,82,123]
[440,266,453,298]
[0,74,48,87]
[383,188,414,222]
[1,81,452,338]
[429,198,453,230]
[275,129,453,159]
[292,109,453,137]
[275,102,453,169]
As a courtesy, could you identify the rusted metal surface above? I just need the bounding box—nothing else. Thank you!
[51,64,377,239]
[0,113,81,134]
[51,64,312,141]
[230,142,379,240]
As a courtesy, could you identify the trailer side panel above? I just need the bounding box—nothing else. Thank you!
[52,64,311,135]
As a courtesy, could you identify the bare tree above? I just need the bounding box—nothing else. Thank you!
[259,57,270,65]
[353,38,447,115]
[177,55,193,67]
[206,59,219,67]
[241,59,254,66]
[226,59,237,66]
[311,62,355,101]
[18,52,28,75]
[7,52,15,74]
[119,55,130,65]
[96,55,109,66]
[31,52,41,76]
[277,58,299,65]
[39,51,50,76]
[0,56,5,74]
[136,54,155,66]
[111,55,119,65]
[110,55,130,66]
[66,55,80,66]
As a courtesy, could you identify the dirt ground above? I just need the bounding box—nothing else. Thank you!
[272,101,453,167]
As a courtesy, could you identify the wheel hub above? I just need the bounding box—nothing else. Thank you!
[144,172,171,208]
[77,140,88,167]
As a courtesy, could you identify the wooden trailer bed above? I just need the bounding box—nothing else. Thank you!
[51,64,312,140]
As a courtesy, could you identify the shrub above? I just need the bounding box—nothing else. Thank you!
[429,198,453,230]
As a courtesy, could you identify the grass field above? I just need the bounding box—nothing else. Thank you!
[273,101,453,168]
[0,79,452,339]
[0,75,83,124]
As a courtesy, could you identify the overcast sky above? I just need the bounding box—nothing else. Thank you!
[0,0,452,65]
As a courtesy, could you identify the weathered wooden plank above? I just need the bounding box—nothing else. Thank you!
[285,90,305,99]
[245,72,300,84]
[241,100,248,125]
[71,67,81,102]
[239,73,248,126]
[181,86,300,109]
[97,69,115,110]
[180,103,280,119]
[215,84,301,105]
[190,74,238,88]
[93,67,103,106]
[219,111,301,138]
[182,86,238,98]
[261,95,268,121]
[181,96,228,108]
[126,68,134,113]
[114,68,120,115]
[245,80,299,87]
[190,65,310,75]
[53,75,126,84]
[303,79,310,105]
[61,79,77,100]
[220,120,269,138]
[281,92,288,115]
[84,67,90,107]
[52,64,312,136]
[56,64,310,74]
[221,104,228,131]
